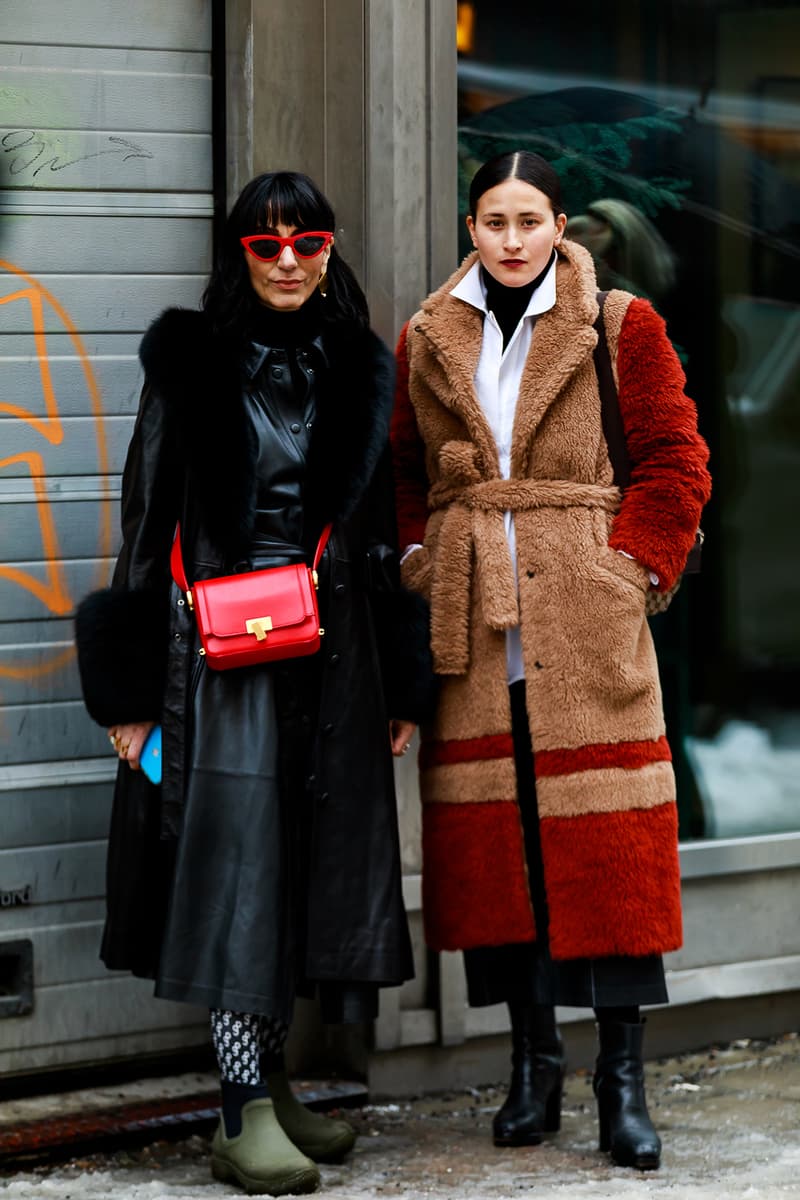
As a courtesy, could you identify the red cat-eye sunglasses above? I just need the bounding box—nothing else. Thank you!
[240,232,334,262]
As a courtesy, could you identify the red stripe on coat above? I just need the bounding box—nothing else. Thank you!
[420,734,669,775]
[542,804,683,960]
[422,801,536,951]
[534,735,672,778]
[419,733,515,771]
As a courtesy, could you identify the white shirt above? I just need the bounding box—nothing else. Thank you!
[449,259,556,684]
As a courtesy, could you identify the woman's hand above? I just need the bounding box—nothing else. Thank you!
[616,548,659,586]
[108,721,156,771]
[390,719,417,758]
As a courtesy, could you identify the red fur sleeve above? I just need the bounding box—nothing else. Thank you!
[609,298,712,590]
[391,321,430,547]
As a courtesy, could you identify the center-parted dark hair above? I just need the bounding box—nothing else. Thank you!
[202,171,369,341]
[469,151,564,219]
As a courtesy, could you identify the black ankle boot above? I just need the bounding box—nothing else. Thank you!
[493,1004,565,1146]
[593,1019,661,1170]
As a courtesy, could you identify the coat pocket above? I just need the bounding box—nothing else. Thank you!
[591,509,649,597]
[600,545,650,594]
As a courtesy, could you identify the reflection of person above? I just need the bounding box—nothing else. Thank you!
[392,151,711,1172]
[567,197,677,302]
[76,171,430,1196]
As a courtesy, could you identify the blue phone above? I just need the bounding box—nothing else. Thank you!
[140,725,162,785]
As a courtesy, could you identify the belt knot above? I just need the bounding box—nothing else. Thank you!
[427,475,619,675]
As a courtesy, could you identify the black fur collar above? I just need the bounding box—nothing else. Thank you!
[139,307,395,559]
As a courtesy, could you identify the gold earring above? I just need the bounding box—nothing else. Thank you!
[318,269,328,297]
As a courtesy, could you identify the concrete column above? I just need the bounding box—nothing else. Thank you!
[224,0,456,1068]
[224,0,456,342]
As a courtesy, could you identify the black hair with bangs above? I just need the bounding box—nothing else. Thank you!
[202,171,369,341]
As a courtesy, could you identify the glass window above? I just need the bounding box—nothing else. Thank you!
[457,0,800,841]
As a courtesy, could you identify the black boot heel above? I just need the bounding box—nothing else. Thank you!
[598,1110,610,1153]
[492,1005,565,1147]
[593,1019,661,1171]
[492,1056,563,1146]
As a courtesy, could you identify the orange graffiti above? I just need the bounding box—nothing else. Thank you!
[0,452,72,612]
[0,260,114,680]
[0,285,64,443]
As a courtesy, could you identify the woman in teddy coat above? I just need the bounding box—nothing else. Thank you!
[391,151,711,1171]
[76,171,433,1196]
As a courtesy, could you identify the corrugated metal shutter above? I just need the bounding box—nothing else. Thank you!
[0,1,212,1074]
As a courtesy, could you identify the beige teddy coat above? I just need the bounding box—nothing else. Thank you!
[391,240,712,959]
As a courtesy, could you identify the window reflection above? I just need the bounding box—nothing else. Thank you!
[457,0,800,841]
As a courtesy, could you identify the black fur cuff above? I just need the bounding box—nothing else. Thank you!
[74,588,169,727]
[372,588,439,724]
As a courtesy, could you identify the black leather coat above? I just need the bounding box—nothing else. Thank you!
[76,307,432,1001]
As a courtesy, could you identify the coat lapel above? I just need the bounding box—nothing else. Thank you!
[414,255,500,478]
[140,309,258,560]
[510,241,600,477]
[303,323,395,530]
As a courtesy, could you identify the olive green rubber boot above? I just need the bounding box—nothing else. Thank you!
[266,1069,357,1163]
[210,1097,320,1195]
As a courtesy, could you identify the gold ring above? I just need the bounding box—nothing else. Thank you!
[120,742,130,758]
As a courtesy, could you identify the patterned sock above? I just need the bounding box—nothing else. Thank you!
[210,1009,269,1137]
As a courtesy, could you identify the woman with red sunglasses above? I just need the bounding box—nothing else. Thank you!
[76,172,433,1195]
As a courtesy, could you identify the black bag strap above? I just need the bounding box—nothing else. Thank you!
[593,291,703,576]
[593,291,631,491]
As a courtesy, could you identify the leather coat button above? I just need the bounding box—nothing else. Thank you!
[319,791,330,805]
[329,653,340,667]
[271,366,283,379]
[335,582,345,594]
[290,422,301,433]
[322,722,334,736]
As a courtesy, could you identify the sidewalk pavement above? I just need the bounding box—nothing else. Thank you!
[1,1031,798,1199]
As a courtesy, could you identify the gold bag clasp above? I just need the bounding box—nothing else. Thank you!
[245,616,273,642]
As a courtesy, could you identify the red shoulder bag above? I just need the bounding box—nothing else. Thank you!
[170,524,332,670]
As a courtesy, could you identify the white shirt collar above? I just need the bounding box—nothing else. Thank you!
[450,255,557,319]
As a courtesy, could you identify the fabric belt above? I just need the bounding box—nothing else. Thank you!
[427,477,620,675]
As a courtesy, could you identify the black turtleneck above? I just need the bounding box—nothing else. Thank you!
[250,289,324,350]
[481,250,557,350]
